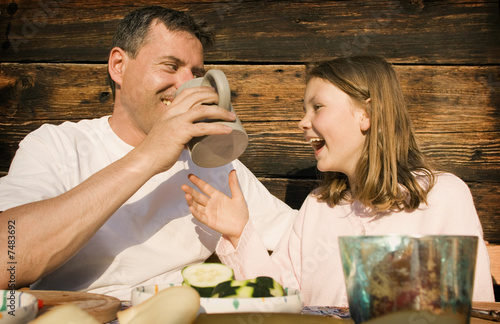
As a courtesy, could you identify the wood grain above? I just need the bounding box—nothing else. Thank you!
[1,63,498,179]
[28,290,120,323]
[0,1,498,246]
[1,63,499,243]
[0,1,499,64]
[486,245,500,285]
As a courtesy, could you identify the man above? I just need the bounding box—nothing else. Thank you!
[0,6,295,300]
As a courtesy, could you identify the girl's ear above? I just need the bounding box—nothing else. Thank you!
[108,47,126,86]
[359,98,371,132]
[359,111,371,132]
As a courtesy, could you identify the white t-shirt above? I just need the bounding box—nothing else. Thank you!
[0,116,296,300]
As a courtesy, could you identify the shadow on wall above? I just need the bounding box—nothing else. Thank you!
[284,166,320,210]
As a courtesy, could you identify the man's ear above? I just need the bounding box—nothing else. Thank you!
[108,47,126,86]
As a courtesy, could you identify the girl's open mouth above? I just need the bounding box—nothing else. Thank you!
[308,138,325,152]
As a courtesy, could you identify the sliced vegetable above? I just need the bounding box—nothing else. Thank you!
[211,276,284,298]
[181,263,234,297]
[211,279,250,297]
[256,276,284,297]
[213,285,256,298]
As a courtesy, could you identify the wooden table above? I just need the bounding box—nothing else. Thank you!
[193,313,499,323]
[471,301,500,323]
[192,303,500,324]
[30,297,498,323]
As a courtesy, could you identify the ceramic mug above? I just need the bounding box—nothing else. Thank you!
[175,69,248,168]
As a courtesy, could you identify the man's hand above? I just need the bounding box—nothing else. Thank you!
[135,86,236,175]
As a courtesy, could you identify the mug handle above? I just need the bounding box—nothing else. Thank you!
[201,70,231,111]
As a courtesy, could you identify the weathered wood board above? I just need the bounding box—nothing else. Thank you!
[0,1,499,245]
[1,1,499,64]
[1,63,499,241]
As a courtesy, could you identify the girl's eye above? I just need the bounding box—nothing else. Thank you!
[314,104,323,111]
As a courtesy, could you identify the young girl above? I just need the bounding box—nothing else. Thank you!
[181,56,494,306]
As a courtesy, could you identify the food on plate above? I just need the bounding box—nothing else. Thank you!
[181,263,285,299]
[181,263,234,297]
[117,286,200,324]
[211,276,284,298]
[30,303,99,324]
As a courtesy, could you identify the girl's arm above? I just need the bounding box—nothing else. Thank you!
[181,171,302,290]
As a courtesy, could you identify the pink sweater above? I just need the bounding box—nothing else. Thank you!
[216,173,495,306]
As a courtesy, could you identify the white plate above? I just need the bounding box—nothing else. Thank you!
[132,284,303,314]
[0,290,38,323]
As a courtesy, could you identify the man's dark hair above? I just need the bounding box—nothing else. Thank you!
[108,6,214,95]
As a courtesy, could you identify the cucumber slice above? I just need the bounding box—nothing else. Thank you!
[211,276,284,298]
[213,285,256,298]
[181,263,234,297]
[210,279,247,297]
[256,276,284,297]
[210,279,250,297]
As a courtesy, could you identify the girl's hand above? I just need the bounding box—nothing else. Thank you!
[181,170,249,247]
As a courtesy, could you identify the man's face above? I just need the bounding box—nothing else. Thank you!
[118,22,205,138]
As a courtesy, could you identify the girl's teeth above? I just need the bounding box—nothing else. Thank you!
[162,99,172,106]
[308,138,325,150]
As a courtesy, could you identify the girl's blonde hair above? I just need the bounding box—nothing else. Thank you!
[307,56,435,212]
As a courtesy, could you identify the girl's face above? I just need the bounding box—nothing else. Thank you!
[299,77,370,179]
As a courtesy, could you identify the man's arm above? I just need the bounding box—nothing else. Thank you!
[0,148,154,289]
[0,90,236,289]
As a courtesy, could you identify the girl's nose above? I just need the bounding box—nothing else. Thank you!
[298,115,311,130]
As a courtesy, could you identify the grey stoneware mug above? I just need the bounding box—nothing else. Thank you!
[175,69,248,168]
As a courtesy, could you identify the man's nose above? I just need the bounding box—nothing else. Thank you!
[175,70,196,89]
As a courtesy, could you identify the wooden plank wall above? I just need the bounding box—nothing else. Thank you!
[0,1,499,244]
